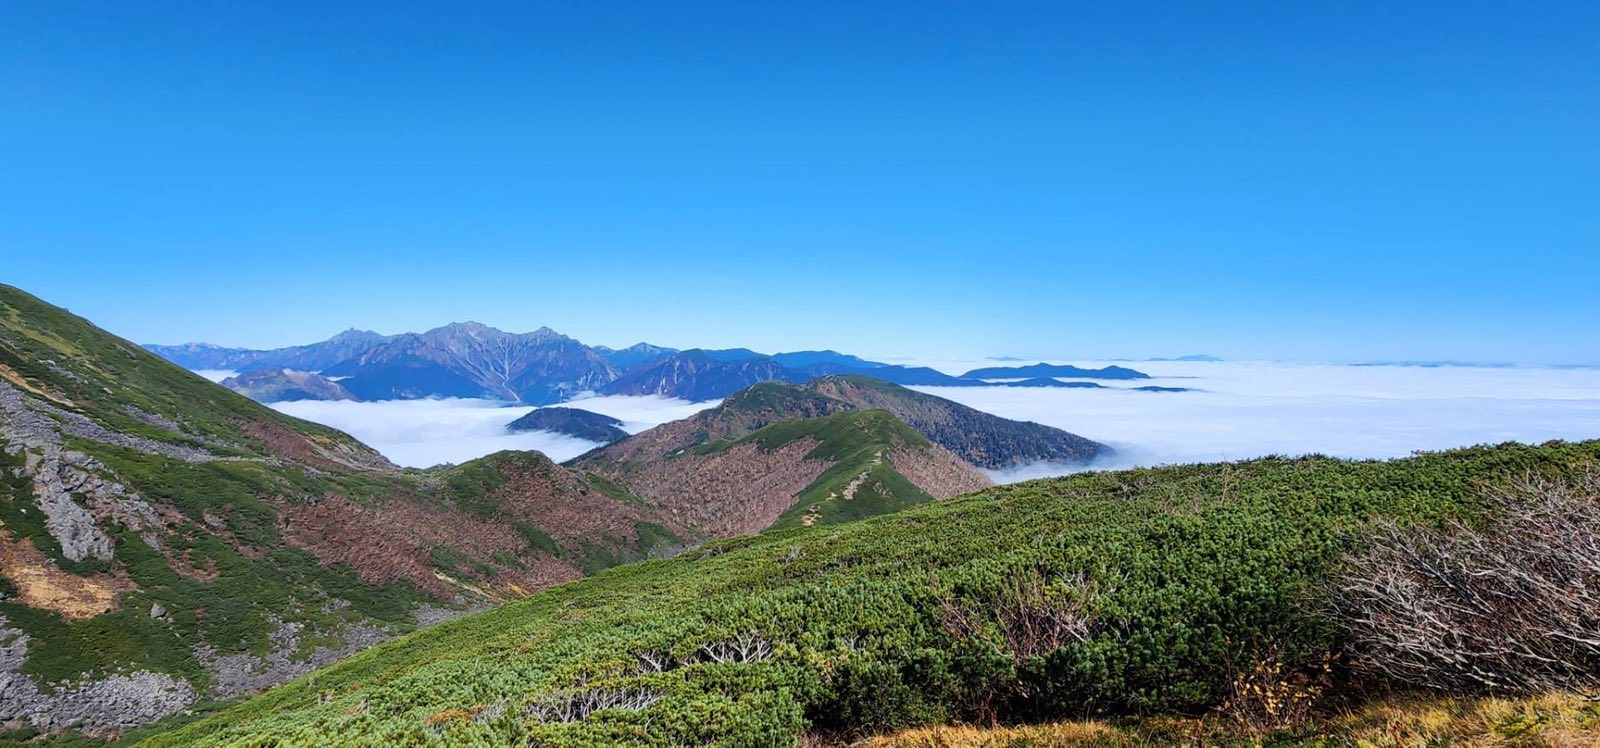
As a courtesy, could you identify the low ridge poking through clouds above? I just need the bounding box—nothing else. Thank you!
[271,394,718,468]
[908,360,1600,483]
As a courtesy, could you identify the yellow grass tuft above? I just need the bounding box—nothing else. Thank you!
[856,720,1119,747]
[855,692,1600,748]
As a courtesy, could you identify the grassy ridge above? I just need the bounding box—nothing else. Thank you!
[139,440,1600,746]
[0,284,365,454]
[740,409,937,529]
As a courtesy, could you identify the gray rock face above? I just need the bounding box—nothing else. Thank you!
[9,444,162,562]
[0,383,422,734]
[2,380,172,561]
[0,616,196,732]
[119,405,186,437]
[413,603,472,628]
[196,617,391,700]
[0,380,216,463]
[0,610,414,734]
[0,381,64,451]
[18,448,115,562]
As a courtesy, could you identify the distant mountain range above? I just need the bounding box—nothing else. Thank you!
[1142,354,1223,362]
[593,342,678,371]
[148,323,617,405]
[958,363,1151,380]
[148,328,395,372]
[146,325,1165,405]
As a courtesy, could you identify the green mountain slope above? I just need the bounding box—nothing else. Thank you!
[735,409,959,529]
[0,284,384,468]
[806,375,1109,468]
[575,386,992,536]
[140,440,1600,747]
[0,285,681,736]
[584,378,1109,472]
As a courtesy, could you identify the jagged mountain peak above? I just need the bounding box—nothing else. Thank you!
[328,327,386,342]
[618,341,673,353]
[428,320,501,337]
[596,342,681,372]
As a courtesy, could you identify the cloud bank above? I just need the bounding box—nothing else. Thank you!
[264,361,1600,483]
[913,361,1600,483]
[194,369,238,383]
[271,394,717,468]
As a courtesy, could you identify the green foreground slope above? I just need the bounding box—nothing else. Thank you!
[141,440,1600,747]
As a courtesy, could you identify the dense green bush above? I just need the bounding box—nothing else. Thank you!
[141,440,1599,746]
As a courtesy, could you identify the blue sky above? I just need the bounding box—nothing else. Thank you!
[3,1,1596,363]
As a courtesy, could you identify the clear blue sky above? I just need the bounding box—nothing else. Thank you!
[3,1,1596,363]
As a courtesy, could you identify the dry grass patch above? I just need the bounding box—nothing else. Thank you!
[1322,691,1600,748]
[854,720,1120,748]
[0,528,131,620]
[0,362,74,405]
[858,693,1600,747]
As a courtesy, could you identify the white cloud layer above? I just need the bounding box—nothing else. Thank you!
[262,361,1600,483]
[562,392,723,432]
[194,369,238,382]
[271,394,717,469]
[913,361,1600,484]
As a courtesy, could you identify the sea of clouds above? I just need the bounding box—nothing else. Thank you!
[904,360,1600,483]
[261,360,1600,477]
[271,393,717,468]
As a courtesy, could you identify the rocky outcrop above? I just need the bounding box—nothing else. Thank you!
[197,617,390,699]
[22,450,113,563]
[4,286,686,738]
[0,616,196,734]
[14,446,162,562]
[0,380,215,463]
